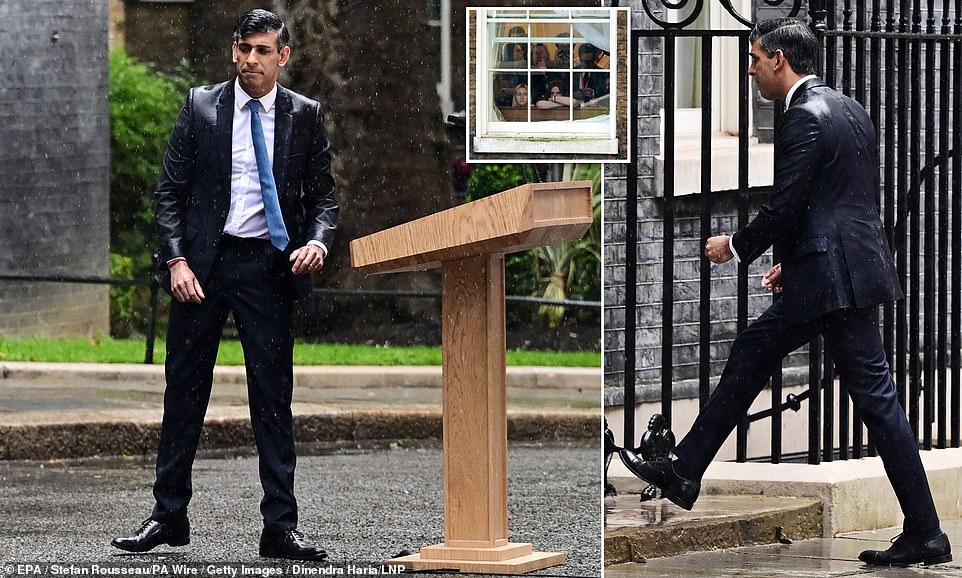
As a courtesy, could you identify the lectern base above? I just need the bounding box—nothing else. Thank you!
[392,543,565,574]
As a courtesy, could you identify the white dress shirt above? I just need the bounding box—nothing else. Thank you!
[167,80,326,267]
[785,74,818,108]
[224,79,278,240]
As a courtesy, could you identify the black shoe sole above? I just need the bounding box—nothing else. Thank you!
[661,487,695,511]
[860,553,952,567]
[111,536,189,553]
[923,554,953,566]
[258,549,328,562]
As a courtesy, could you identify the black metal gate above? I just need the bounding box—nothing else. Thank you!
[611,0,962,467]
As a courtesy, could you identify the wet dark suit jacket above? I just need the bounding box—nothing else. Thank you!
[731,77,903,321]
[155,80,338,300]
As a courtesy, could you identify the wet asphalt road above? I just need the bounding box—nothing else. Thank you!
[0,442,600,577]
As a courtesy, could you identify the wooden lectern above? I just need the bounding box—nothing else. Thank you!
[350,181,593,574]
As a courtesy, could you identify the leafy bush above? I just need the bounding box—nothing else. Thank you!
[464,164,526,202]
[535,164,601,326]
[109,49,196,335]
[464,163,601,328]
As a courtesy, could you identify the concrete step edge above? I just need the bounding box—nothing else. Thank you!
[0,410,601,461]
[604,498,823,565]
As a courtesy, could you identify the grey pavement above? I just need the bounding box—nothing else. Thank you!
[0,362,600,414]
[0,362,601,576]
[607,518,962,577]
[0,443,601,577]
[0,362,600,460]
[0,362,601,414]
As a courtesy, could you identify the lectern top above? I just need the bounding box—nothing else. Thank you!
[350,181,593,275]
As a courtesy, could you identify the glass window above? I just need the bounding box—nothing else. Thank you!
[480,9,614,130]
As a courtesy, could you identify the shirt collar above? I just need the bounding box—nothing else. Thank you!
[786,74,818,107]
[234,78,278,113]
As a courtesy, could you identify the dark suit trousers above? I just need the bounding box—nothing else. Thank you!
[152,235,298,532]
[673,299,941,535]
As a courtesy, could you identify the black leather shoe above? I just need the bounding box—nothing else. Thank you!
[619,450,700,510]
[111,517,190,552]
[858,531,952,567]
[259,528,328,561]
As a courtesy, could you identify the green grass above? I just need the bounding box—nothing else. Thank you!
[0,336,600,367]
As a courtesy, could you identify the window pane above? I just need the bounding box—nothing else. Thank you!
[529,23,570,70]
[532,73,573,122]
[492,71,526,108]
[574,71,609,108]
[576,9,612,19]
[490,9,526,19]
[528,10,569,19]
[493,76,530,123]
[572,41,609,71]
[490,22,527,69]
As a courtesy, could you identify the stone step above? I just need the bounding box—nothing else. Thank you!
[604,494,823,565]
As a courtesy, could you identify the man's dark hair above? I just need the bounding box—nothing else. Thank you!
[233,9,290,50]
[749,18,817,75]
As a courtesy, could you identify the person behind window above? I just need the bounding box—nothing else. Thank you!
[551,33,570,68]
[512,83,529,107]
[575,43,609,102]
[528,43,552,102]
[494,27,526,106]
[531,43,550,69]
[535,79,580,109]
[499,26,527,68]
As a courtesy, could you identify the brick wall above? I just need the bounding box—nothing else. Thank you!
[0,0,110,337]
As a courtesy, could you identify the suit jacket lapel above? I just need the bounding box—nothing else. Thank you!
[215,82,234,201]
[273,86,293,201]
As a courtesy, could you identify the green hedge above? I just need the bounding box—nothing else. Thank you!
[108,49,197,336]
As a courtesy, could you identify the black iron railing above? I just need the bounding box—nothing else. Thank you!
[0,273,600,364]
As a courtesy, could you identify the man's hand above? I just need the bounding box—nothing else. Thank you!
[290,244,325,275]
[169,260,205,304]
[705,235,734,264]
[762,263,783,294]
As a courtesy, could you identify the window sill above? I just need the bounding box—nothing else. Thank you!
[473,136,618,155]
[496,106,609,122]
[654,134,774,197]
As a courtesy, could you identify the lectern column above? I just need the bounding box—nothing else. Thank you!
[441,253,508,547]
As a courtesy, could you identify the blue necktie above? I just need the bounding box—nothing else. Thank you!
[248,99,290,251]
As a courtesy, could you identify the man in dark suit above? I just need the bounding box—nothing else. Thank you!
[620,18,951,567]
[573,44,608,103]
[111,9,336,561]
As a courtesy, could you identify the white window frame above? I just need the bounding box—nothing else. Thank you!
[473,8,620,155]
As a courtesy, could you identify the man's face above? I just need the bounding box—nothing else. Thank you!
[555,44,569,64]
[579,46,596,67]
[233,31,291,98]
[747,38,781,101]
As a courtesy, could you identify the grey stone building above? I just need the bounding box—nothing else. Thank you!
[0,0,110,336]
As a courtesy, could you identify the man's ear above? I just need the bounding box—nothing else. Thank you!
[772,49,786,71]
[279,45,292,67]
[231,41,238,63]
